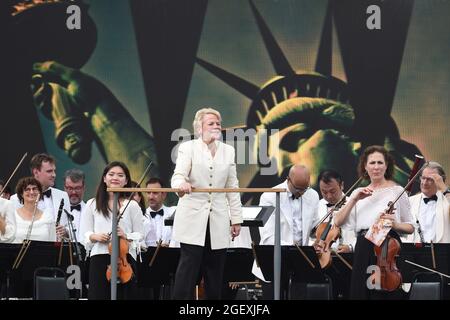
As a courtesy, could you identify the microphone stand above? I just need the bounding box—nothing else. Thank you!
[64,209,83,264]
[64,209,84,299]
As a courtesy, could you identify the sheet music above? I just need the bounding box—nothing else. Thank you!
[242,207,262,220]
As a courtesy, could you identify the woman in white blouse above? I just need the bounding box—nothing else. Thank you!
[79,161,143,300]
[13,177,56,243]
[334,145,414,300]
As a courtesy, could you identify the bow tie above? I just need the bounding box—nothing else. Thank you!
[150,209,164,218]
[326,203,334,207]
[423,195,438,204]
[71,204,81,212]
[43,189,52,198]
[291,194,300,200]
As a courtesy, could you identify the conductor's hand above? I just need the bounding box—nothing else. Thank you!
[231,224,241,241]
[177,182,192,197]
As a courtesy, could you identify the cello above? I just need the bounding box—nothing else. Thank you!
[373,156,426,291]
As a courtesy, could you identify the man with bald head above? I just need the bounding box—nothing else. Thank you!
[253,165,320,298]
[258,164,319,247]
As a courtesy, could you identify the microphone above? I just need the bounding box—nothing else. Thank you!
[55,199,64,226]
[63,209,75,221]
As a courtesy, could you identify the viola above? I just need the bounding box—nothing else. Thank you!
[106,237,133,284]
[314,217,341,269]
[373,234,402,292]
[371,156,427,291]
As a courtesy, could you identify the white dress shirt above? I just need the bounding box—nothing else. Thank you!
[13,208,56,243]
[258,181,319,246]
[142,205,175,247]
[79,198,143,260]
[68,200,86,242]
[417,194,437,242]
[0,198,16,242]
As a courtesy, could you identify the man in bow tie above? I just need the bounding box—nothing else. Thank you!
[406,162,450,243]
[254,164,319,299]
[10,153,70,238]
[141,177,176,299]
[63,168,86,241]
[314,170,356,254]
[143,177,176,248]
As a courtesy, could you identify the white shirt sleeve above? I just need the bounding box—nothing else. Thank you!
[171,142,192,189]
[79,199,95,252]
[0,199,16,242]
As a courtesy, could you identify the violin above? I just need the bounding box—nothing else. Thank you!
[314,214,341,269]
[105,161,153,284]
[373,155,426,291]
[106,236,133,284]
[312,176,364,269]
[373,204,402,291]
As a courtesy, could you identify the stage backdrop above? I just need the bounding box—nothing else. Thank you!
[1,0,448,203]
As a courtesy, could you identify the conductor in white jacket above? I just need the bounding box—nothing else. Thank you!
[171,107,243,299]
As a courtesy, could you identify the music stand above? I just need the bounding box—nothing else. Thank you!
[285,246,327,283]
[223,248,255,283]
[325,253,353,300]
[398,243,450,283]
[2,241,59,298]
[138,247,180,290]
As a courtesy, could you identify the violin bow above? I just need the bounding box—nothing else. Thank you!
[332,249,352,270]
[110,161,153,235]
[405,155,425,196]
[312,176,364,232]
[149,240,162,267]
[12,196,39,269]
[386,160,429,212]
[1,152,28,197]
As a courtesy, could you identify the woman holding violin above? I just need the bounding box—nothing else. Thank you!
[334,145,414,300]
[80,161,143,300]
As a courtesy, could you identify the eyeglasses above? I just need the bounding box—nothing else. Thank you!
[65,186,84,192]
[419,176,435,183]
[24,187,39,193]
[288,177,309,194]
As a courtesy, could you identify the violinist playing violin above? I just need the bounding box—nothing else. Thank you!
[79,161,143,300]
[313,170,356,254]
[334,146,414,300]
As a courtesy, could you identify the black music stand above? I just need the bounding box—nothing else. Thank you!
[164,206,274,227]
[398,243,450,283]
[254,245,328,299]
[222,248,257,300]
[164,206,275,245]
[3,241,58,298]
[137,247,180,299]
[325,253,353,300]
[223,248,255,283]
[0,241,87,299]
[397,243,450,300]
